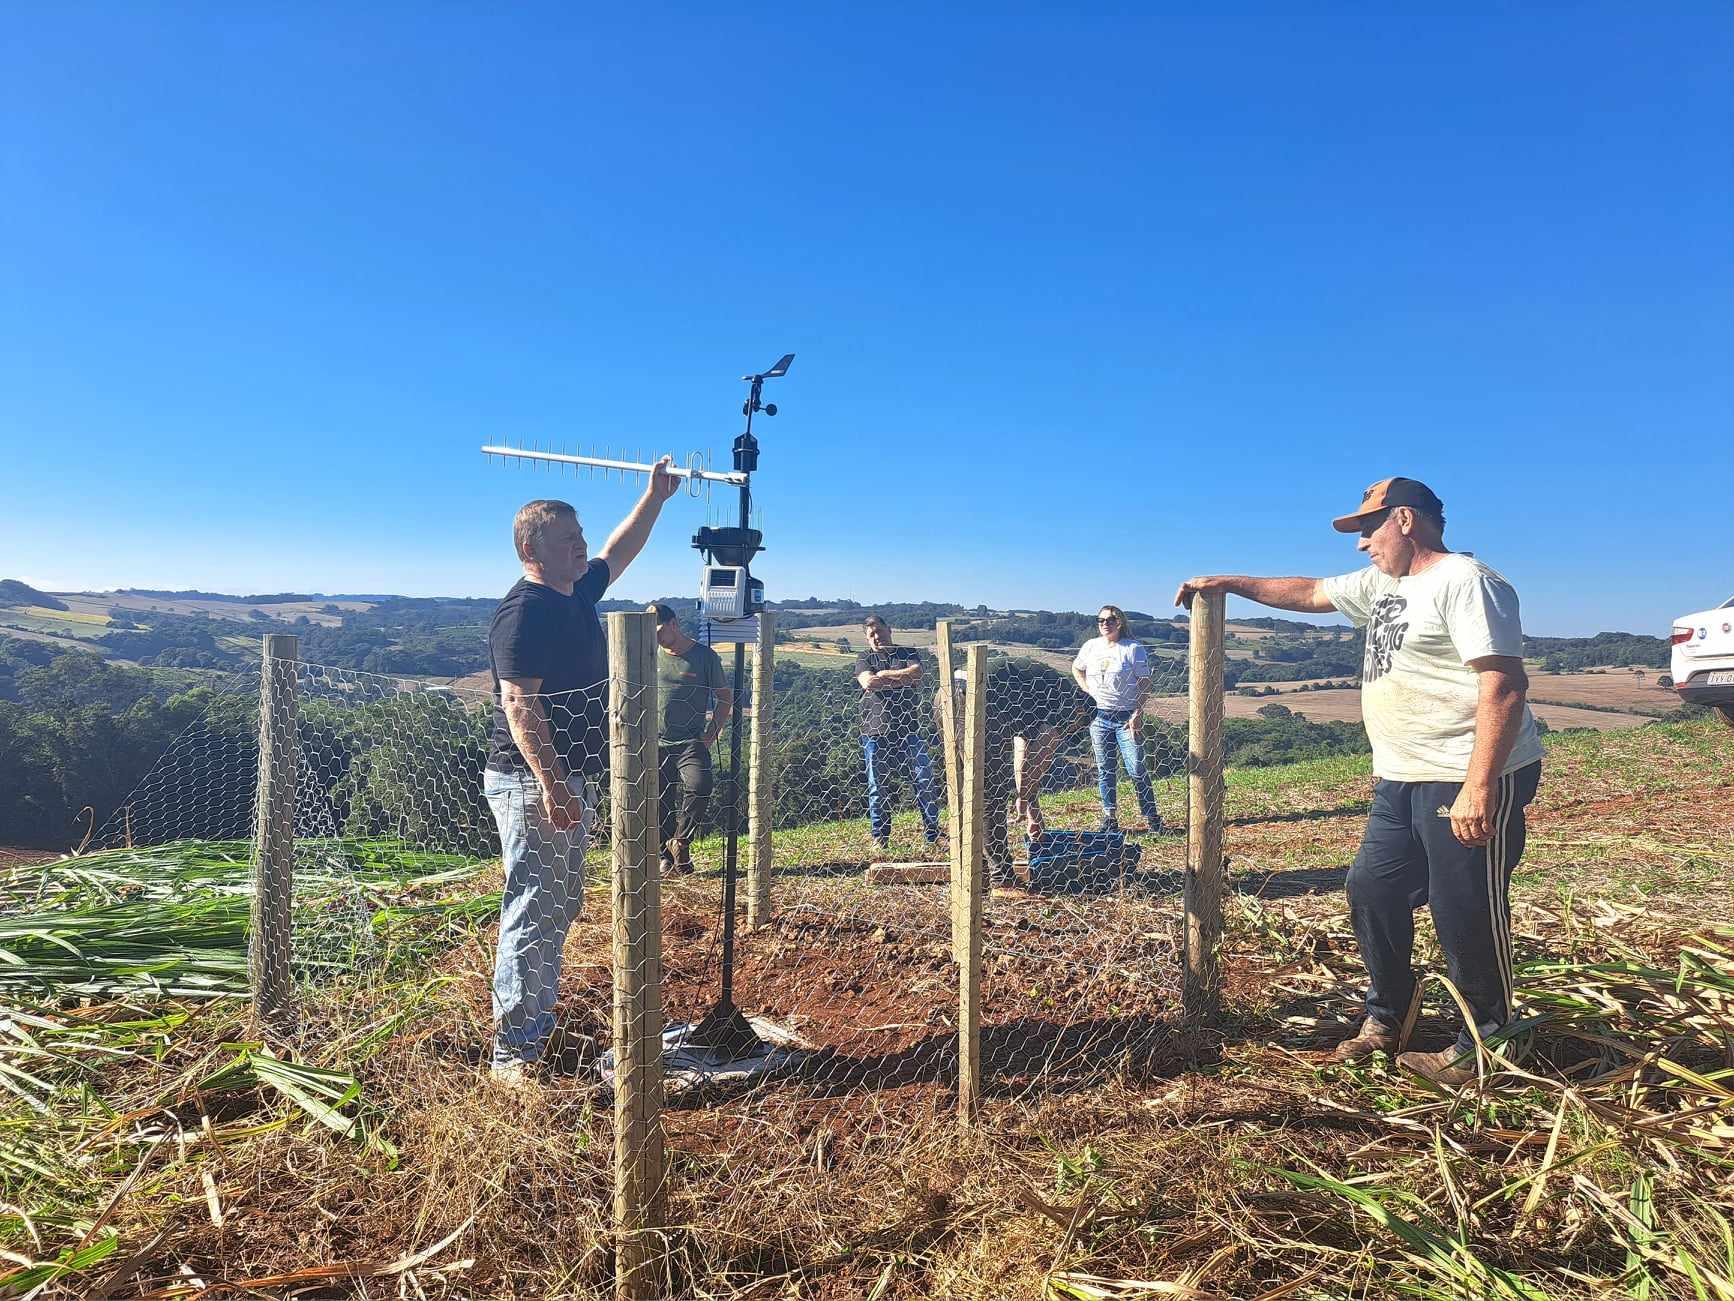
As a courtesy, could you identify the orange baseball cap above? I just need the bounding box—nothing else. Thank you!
[1332,477,1445,533]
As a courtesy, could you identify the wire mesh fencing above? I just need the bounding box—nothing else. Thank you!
[0,610,1231,1297]
[969,650,1194,1102]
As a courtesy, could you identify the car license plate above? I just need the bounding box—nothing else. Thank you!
[1709,670,1734,686]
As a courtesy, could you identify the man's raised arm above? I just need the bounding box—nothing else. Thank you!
[596,456,680,583]
[1174,575,1335,614]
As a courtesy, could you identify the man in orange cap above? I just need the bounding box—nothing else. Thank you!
[1176,478,1543,1088]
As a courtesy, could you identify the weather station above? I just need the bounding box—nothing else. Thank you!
[482,353,798,1075]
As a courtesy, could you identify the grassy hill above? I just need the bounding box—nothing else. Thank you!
[0,716,1727,1297]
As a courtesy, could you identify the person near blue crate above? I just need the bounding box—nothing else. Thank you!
[1175,476,1544,1089]
[648,603,733,878]
[855,613,942,852]
[943,659,1095,894]
[1072,604,1164,834]
[481,459,680,1087]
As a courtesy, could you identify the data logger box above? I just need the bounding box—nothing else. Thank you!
[699,564,763,621]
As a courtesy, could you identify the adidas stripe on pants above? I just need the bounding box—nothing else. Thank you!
[1345,760,1542,1054]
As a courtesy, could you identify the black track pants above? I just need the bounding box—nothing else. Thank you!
[1346,761,1542,1053]
[657,740,714,847]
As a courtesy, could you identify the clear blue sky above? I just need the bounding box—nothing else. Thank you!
[2,6,1729,636]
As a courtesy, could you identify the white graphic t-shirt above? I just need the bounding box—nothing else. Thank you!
[1072,637,1152,711]
[1323,554,1543,783]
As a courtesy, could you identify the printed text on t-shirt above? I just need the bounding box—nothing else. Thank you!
[1365,595,1409,684]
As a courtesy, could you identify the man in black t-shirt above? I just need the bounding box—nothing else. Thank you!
[482,460,678,1084]
[855,614,940,850]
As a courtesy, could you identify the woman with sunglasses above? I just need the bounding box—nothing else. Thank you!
[1072,605,1163,834]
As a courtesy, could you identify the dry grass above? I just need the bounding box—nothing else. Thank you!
[2,718,1729,1298]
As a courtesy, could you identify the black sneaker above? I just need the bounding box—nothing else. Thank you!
[1098,818,1121,835]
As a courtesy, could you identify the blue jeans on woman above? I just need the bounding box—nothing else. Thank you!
[1089,708,1160,829]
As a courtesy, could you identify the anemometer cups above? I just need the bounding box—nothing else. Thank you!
[694,526,763,567]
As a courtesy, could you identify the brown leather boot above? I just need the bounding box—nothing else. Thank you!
[666,838,694,875]
[1330,1018,1400,1063]
[1398,1045,1477,1089]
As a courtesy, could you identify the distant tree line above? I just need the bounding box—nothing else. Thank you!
[1,633,1388,851]
[0,579,67,610]
[1525,632,1669,672]
[0,642,248,847]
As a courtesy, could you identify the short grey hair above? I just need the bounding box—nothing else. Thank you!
[513,499,576,563]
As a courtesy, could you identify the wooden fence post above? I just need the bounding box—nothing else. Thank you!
[1184,592,1227,1019]
[956,644,986,1124]
[608,611,667,1300]
[251,634,297,1026]
[746,610,775,928]
[934,621,963,953]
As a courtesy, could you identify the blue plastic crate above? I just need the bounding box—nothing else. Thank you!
[1026,830,1140,894]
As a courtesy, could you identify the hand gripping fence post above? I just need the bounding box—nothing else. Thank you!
[608,611,668,1298]
[250,633,298,1026]
[955,643,987,1124]
[1184,591,1228,1018]
[746,609,775,928]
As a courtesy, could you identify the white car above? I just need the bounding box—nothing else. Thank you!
[1672,596,1734,725]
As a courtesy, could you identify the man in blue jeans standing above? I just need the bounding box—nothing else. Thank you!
[855,614,940,852]
[481,458,679,1086]
[1072,603,1163,834]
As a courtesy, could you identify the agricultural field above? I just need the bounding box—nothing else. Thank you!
[1225,688,1656,733]
[0,717,1728,1298]
[55,592,370,627]
[1233,667,1679,734]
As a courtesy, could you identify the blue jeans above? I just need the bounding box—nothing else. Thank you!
[483,767,596,1067]
[1089,710,1160,826]
[861,735,940,842]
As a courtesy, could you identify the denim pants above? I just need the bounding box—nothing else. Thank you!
[861,734,940,842]
[1089,709,1160,826]
[483,766,596,1067]
[1347,761,1541,1055]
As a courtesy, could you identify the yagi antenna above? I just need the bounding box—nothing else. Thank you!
[480,443,746,501]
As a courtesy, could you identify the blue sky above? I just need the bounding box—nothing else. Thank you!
[2,6,1729,636]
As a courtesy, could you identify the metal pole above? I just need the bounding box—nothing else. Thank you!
[717,439,753,1004]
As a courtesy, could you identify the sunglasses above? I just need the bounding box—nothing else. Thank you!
[1097,617,1119,625]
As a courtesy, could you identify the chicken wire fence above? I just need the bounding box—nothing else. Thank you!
[15,612,1223,1296]
[53,659,516,997]
[706,631,1196,1112]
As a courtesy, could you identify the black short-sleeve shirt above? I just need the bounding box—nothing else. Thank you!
[856,647,922,738]
[486,559,611,777]
[958,661,1094,784]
